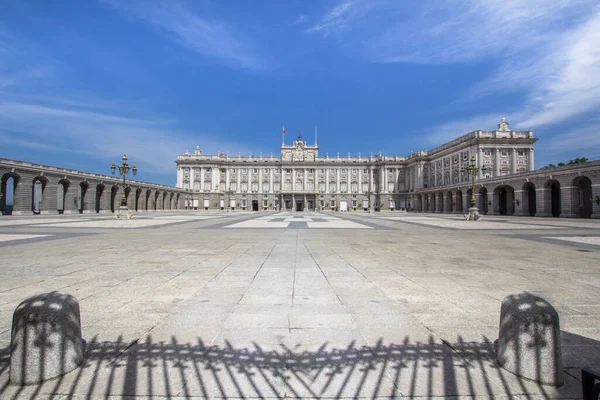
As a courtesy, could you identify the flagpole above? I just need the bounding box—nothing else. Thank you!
[315,125,318,146]
[282,125,285,146]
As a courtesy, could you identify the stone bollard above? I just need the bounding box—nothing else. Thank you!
[10,292,84,385]
[496,292,563,386]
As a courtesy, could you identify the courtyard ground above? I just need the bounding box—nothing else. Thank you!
[0,210,598,399]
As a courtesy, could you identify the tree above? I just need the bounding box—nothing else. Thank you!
[542,158,589,169]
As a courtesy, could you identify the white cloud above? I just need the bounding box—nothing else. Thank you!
[0,99,255,174]
[424,113,508,146]
[537,124,600,158]
[103,0,263,70]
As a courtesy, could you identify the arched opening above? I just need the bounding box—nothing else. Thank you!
[79,182,89,213]
[446,191,453,213]
[455,190,463,212]
[175,193,180,210]
[32,177,47,214]
[437,193,444,212]
[494,185,515,216]
[145,190,151,211]
[162,192,167,210]
[95,184,105,213]
[135,188,142,212]
[169,192,175,210]
[154,191,160,210]
[124,187,132,209]
[110,185,119,212]
[545,180,561,217]
[466,189,473,208]
[572,176,593,218]
[1,173,19,215]
[478,187,488,214]
[522,182,536,216]
[57,179,69,214]
[417,195,422,211]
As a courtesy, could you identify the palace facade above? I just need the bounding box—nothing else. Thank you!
[175,118,537,212]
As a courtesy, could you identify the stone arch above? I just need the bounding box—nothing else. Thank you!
[446,191,453,213]
[478,187,488,214]
[572,176,593,218]
[162,192,167,210]
[169,192,175,210]
[57,178,70,214]
[79,181,90,213]
[417,194,423,211]
[145,189,151,211]
[437,192,444,212]
[175,193,180,210]
[1,172,21,215]
[455,190,463,213]
[466,188,473,209]
[135,188,143,212]
[32,176,48,214]
[545,179,561,217]
[522,182,536,216]
[110,185,119,212]
[154,190,160,210]
[494,185,515,216]
[95,184,105,213]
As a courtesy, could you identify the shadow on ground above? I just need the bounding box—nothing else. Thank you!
[0,330,595,399]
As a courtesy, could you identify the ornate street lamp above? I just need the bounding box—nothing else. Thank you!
[460,155,487,220]
[111,154,137,218]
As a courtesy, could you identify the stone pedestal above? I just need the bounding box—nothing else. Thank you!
[497,292,564,387]
[466,207,481,220]
[115,206,133,219]
[10,292,84,385]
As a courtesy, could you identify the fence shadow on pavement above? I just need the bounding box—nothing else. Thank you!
[0,330,590,399]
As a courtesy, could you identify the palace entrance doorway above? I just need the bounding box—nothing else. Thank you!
[295,200,303,212]
[252,200,259,211]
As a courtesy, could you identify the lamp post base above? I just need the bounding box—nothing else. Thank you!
[115,206,134,220]
[466,207,482,221]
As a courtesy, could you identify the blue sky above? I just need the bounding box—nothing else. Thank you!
[1,0,599,186]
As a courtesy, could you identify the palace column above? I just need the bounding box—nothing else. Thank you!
[370,167,374,192]
[292,168,296,190]
[478,148,484,179]
[200,167,204,192]
[495,148,501,177]
[326,169,330,193]
[226,168,230,190]
[337,168,340,193]
[511,148,517,174]
[237,168,241,193]
[269,168,274,193]
[304,168,307,192]
[395,167,399,193]
[258,168,263,193]
[358,170,362,193]
[528,148,535,171]
[383,166,388,193]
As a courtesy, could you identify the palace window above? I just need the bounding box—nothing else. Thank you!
[184,167,190,172]
[253,168,258,174]
[501,150,508,156]
[517,150,525,156]
[352,169,357,174]
[241,199,247,208]
[341,169,346,174]
[363,169,368,173]
[320,169,325,173]
[242,168,247,173]
[330,168,335,173]
[231,168,236,173]
[263,199,268,208]
[330,199,336,208]
[352,200,357,208]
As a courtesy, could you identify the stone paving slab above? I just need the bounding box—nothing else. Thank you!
[0,210,598,398]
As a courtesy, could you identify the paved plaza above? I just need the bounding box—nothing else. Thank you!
[0,211,599,399]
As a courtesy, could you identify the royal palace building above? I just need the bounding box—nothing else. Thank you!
[175,118,537,212]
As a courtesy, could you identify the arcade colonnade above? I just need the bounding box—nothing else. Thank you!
[412,160,600,218]
[0,159,191,215]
